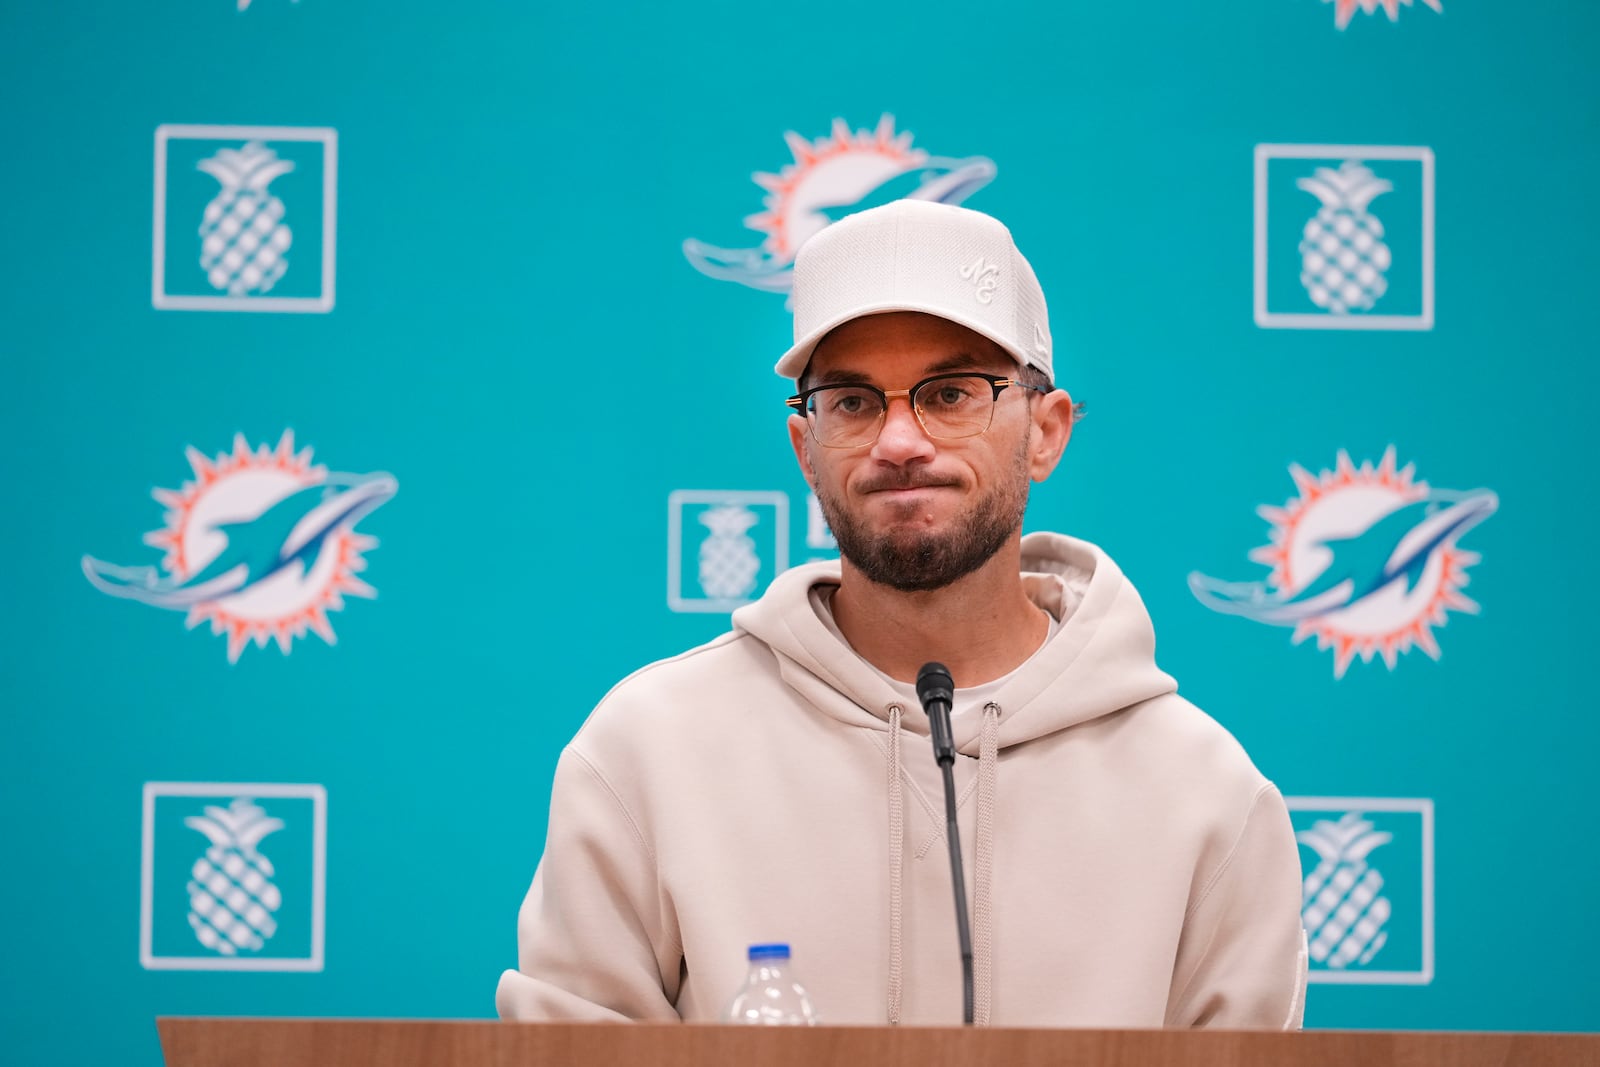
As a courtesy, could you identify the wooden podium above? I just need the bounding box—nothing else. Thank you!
[157,1018,1600,1067]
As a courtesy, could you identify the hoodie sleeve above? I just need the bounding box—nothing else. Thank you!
[495,746,682,1022]
[1165,782,1309,1029]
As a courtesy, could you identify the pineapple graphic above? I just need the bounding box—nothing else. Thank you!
[183,798,284,956]
[197,141,295,297]
[1296,160,1394,314]
[697,505,762,600]
[1297,812,1393,969]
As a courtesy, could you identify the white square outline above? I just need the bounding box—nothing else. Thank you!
[140,781,327,972]
[667,490,790,613]
[1254,144,1434,331]
[153,124,338,313]
[804,490,839,556]
[1285,795,1434,985]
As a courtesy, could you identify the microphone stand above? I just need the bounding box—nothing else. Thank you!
[917,662,974,1026]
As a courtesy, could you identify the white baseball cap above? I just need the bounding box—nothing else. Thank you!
[774,198,1053,382]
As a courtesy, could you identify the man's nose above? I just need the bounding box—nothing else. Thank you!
[871,396,936,462]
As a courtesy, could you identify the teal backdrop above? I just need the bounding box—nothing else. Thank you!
[2,2,1596,1063]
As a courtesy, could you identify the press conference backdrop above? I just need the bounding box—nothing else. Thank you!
[2,2,1595,1064]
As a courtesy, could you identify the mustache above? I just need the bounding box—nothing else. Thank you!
[857,472,963,494]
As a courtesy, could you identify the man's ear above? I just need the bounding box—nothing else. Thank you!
[1028,389,1074,482]
[788,414,817,489]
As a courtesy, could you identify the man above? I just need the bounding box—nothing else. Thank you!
[497,199,1308,1027]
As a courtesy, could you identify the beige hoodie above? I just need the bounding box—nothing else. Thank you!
[497,532,1308,1027]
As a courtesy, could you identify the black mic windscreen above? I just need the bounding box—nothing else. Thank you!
[916,661,955,708]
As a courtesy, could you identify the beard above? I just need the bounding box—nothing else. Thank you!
[813,433,1032,593]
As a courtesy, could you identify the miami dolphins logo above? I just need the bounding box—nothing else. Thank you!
[1324,0,1442,30]
[82,431,396,662]
[683,115,996,295]
[1189,448,1495,677]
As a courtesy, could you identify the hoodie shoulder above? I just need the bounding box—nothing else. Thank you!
[1122,692,1275,797]
[572,629,778,744]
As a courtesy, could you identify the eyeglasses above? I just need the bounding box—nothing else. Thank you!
[786,372,1051,449]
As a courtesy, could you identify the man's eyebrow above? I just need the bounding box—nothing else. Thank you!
[926,351,997,373]
[809,368,872,387]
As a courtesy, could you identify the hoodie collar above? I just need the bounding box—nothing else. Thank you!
[733,531,1179,751]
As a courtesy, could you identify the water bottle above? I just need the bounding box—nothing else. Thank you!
[723,943,820,1025]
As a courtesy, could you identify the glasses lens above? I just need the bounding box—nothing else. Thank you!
[914,376,996,439]
[809,385,884,446]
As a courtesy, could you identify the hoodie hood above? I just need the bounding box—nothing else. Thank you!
[733,530,1179,752]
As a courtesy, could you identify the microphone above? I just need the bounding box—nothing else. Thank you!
[917,662,956,766]
[916,662,974,1026]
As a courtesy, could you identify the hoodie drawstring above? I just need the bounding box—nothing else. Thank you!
[886,704,905,1025]
[973,702,1001,1025]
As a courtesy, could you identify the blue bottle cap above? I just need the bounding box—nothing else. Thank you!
[747,943,791,961]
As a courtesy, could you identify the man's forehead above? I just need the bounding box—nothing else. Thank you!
[807,350,1002,387]
[805,311,1015,381]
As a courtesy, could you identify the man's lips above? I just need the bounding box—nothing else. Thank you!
[859,480,960,496]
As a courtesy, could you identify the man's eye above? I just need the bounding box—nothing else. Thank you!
[927,382,978,408]
[826,390,875,416]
